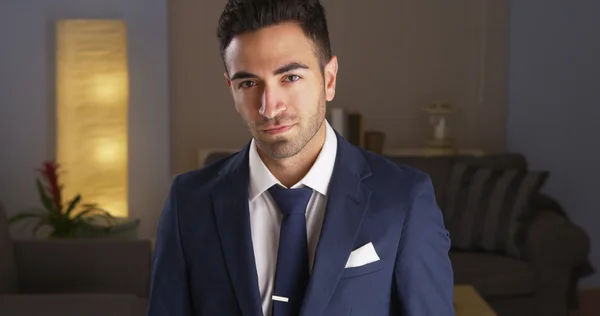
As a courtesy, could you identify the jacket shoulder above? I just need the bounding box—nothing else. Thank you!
[173,151,239,192]
[358,148,430,184]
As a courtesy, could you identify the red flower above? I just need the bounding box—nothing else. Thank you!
[37,161,62,214]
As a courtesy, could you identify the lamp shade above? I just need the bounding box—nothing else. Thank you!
[56,19,129,217]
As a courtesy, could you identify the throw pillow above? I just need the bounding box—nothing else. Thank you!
[442,162,548,258]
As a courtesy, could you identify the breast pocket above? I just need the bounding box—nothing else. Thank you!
[340,259,386,279]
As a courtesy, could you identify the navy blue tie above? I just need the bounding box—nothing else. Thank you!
[268,184,313,316]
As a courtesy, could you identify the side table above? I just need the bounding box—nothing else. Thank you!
[454,285,497,316]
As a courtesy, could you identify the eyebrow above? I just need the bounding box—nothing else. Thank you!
[229,62,310,81]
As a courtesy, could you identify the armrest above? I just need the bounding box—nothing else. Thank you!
[13,239,152,298]
[522,210,590,315]
[523,210,590,269]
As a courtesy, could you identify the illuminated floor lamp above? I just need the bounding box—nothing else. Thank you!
[56,20,129,218]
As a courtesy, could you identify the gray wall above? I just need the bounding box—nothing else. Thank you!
[0,0,170,239]
[169,0,510,174]
[508,0,600,288]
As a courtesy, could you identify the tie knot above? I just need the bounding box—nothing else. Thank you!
[268,185,313,215]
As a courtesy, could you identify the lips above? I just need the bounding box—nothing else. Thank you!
[263,124,294,135]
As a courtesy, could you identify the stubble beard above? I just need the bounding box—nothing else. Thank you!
[250,95,326,160]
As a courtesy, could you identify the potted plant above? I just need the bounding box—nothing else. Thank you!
[9,161,115,238]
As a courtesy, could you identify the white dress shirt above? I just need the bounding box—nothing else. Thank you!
[248,120,338,316]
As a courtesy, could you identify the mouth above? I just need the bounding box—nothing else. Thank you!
[263,124,295,135]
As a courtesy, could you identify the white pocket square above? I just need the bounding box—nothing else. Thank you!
[344,242,380,268]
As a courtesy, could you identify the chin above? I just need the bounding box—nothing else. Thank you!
[257,138,304,159]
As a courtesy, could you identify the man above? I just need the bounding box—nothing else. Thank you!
[147,0,454,315]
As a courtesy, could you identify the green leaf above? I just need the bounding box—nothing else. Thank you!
[74,208,113,220]
[64,194,82,219]
[51,216,76,238]
[47,212,63,228]
[75,208,116,229]
[86,214,115,227]
[36,179,55,214]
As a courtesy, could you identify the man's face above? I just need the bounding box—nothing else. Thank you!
[223,22,338,159]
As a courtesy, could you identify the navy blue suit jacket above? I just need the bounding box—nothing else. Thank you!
[147,134,455,316]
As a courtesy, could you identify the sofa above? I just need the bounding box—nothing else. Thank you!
[0,202,152,316]
[203,150,593,316]
[385,153,593,316]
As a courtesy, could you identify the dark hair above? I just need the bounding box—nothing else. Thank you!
[217,0,332,72]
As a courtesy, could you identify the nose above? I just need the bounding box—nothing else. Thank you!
[259,85,285,119]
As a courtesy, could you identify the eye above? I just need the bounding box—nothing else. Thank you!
[283,75,301,82]
[239,81,256,89]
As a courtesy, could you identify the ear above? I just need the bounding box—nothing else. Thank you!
[224,72,232,88]
[324,56,338,102]
[224,72,240,114]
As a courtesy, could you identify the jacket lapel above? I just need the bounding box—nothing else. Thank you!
[300,135,372,316]
[211,145,263,316]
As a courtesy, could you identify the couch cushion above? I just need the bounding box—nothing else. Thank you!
[0,294,147,316]
[0,202,17,294]
[451,252,536,297]
[443,163,548,258]
[14,239,151,298]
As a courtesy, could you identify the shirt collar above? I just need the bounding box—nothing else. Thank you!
[248,120,338,201]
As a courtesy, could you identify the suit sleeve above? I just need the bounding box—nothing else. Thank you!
[392,172,455,315]
[146,176,193,316]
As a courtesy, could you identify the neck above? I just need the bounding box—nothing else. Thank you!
[258,123,327,188]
